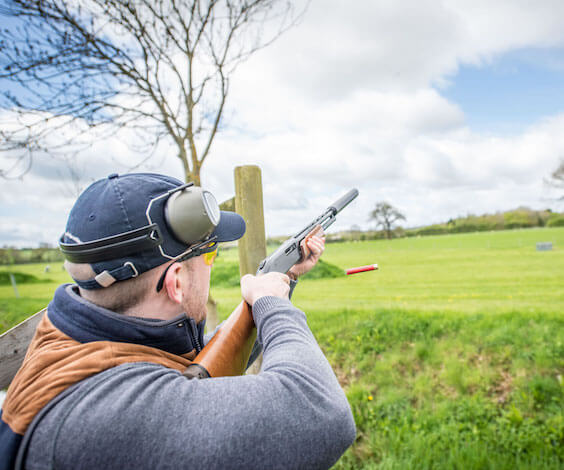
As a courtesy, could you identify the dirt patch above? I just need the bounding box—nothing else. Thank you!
[437,382,459,399]
[431,364,459,399]
[395,361,408,377]
[335,365,361,388]
[468,354,486,366]
[490,370,513,405]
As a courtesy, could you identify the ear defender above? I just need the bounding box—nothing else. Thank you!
[60,182,222,265]
[164,186,220,245]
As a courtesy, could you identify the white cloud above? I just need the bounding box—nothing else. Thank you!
[260,0,564,97]
[2,0,564,247]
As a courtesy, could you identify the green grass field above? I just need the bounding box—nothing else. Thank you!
[1,227,563,468]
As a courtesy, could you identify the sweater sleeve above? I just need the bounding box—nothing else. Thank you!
[25,297,355,470]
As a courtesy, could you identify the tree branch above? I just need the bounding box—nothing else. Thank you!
[0,0,305,185]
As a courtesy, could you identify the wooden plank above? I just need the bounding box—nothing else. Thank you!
[0,309,44,389]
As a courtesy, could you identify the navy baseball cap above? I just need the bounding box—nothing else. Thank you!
[60,173,245,289]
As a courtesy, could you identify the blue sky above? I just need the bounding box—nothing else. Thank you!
[441,47,564,134]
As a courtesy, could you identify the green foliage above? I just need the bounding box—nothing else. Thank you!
[315,308,564,469]
[527,376,563,410]
[409,224,449,236]
[210,260,241,288]
[0,247,64,265]
[403,208,561,238]
[210,258,343,288]
[504,209,537,229]
[338,395,563,469]
[547,214,564,227]
[300,259,343,280]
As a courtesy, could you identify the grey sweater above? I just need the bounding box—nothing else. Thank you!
[21,296,356,469]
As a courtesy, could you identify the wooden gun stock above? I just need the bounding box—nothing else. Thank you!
[184,301,257,379]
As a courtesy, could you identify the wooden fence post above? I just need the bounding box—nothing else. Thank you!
[234,166,267,278]
[234,165,267,374]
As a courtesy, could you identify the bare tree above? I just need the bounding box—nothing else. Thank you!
[369,201,406,239]
[0,0,305,184]
[548,159,564,200]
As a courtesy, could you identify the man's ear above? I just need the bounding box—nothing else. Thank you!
[163,262,184,305]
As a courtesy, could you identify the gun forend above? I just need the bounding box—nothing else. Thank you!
[328,188,359,215]
[257,187,359,276]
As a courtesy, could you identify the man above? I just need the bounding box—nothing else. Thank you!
[1,173,356,469]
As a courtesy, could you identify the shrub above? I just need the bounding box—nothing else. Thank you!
[211,259,343,287]
[300,259,343,280]
[547,214,564,227]
[504,209,536,229]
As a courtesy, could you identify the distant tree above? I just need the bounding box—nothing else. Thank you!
[348,224,362,241]
[369,202,406,239]
[548,159,564,200]
[0,0,304,185]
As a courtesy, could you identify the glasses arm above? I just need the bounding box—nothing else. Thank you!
[155,236,218,292]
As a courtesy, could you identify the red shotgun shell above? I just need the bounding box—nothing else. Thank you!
[345,264,379,275]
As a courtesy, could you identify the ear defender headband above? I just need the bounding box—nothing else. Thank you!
[60,182,221,265]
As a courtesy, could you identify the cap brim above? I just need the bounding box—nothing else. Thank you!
[211,211,246,242]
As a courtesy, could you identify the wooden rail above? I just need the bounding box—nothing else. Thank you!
[0,309,44,389]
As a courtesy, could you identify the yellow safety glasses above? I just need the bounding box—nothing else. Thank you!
[203,247,218,266]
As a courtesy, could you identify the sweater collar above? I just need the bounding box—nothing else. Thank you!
[47,284,205,356]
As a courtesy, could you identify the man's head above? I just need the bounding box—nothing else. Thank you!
[60,173,245,319]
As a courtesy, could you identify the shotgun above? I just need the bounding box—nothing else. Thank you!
[183,189,359,379]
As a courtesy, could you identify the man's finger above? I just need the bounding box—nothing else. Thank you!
[307,241,321,256]
[300,238,311,258]
[276,272,291,284]
[307,237,325,255]
[306,225,324,238]
[303,226,323,251]
[309,237,324,248]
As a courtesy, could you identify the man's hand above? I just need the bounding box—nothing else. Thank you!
[287,226,326,280]
[241,272,290,306]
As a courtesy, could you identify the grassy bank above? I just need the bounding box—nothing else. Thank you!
[310,308,563,469]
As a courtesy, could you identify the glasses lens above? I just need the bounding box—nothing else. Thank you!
[203,247,218,266]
